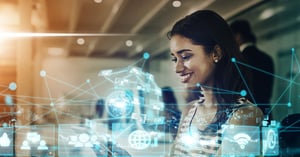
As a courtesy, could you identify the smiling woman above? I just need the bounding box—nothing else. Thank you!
[167,10,264,156]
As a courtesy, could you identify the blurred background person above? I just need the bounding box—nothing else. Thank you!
[230,19,275,121]
[95,98,105,118]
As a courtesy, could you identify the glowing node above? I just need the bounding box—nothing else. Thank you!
[8,82,17,91]
[287,102,292,107]
[86,79,90,83]
[196,83,201,87]
[125,40,133,47]
[240,90,247,97]
[5,95,13,106]
[291,47,295,52]
[172,0,182,7]
[143,52,150,59]
[40,70,47,77]
[231,57,236,62]
[50,102,54,107]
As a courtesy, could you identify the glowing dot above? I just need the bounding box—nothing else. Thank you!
[94,0,102,3]
[196,83,201,87]
[172,0,181,7]
[125,40,133,47]
[40,70,46,77]
[86,79,90,83]
[9,82,17,91]
[240,90,247,96]
[291,48,295,53]
[50,102,54,107]
[77,38,85,45]
[143,52,150,59]
[287,102,292,107]
[231,57,236,62]
[5,95,13,105]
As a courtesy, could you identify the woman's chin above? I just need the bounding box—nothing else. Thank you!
[184,82,199,88]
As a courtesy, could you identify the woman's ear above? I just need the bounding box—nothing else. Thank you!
[212,45,223,63]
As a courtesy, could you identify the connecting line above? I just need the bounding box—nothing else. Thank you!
[87,81,100,98]
[289,49,296,105]
[236,60,300,86]
[292,51,300,72]
[233,61,256,104]
[46,75,97,97]
[54,81,91,105]
[266,75,299,116]
[280,119,300,133]
[127,57,144,67]
[171,84,238,95]
[0,88,8,94]
[114,123,134,139]
[199,84,239,95]
[141,59,147,70]
[43,77,54,105]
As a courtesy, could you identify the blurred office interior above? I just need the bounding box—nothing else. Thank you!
[0,0,300,156]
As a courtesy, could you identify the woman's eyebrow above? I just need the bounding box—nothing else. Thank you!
[171,49,192,56]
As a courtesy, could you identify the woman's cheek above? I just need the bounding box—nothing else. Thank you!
[185,60,192,68]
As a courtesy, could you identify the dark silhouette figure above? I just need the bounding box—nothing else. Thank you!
[161,87,181,138]
[95,99,105,118]
[230,20,274,120]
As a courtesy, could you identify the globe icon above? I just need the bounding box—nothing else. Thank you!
[106,90,134,118]
[128,130,151,150]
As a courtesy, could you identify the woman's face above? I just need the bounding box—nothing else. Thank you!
[170,35,216,88]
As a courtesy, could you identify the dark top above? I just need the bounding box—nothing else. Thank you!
[242,45,274,117]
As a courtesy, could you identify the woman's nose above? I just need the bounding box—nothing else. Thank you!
[175,61,185,73]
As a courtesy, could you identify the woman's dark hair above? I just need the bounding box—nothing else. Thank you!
[168,10,253,127]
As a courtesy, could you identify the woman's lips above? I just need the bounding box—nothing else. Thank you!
[180,73,191,83]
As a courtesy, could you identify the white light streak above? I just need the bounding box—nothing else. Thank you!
[0,32,135,38]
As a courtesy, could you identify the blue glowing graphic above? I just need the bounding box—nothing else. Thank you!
[0,128,13,156]
[143,52,150,60]
[231,57,236,62]
[262,127,279,156]
[128,130,152,150]
[8,82,17,91]
[1,47,298,156]
[240,90,247,97]
[106,90,134,118]
[0,133,10,147]
[221,125,260,156]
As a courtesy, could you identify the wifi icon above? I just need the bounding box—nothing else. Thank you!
[233,133,251,149]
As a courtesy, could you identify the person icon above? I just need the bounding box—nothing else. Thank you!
[230,19,275,120]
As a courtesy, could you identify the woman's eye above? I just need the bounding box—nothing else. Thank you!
[171,57,177,62]
[182,55,191,60]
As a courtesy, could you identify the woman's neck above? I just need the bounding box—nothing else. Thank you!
[200,87,218,108]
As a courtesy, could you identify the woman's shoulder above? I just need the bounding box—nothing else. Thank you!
[227,97,264,126]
